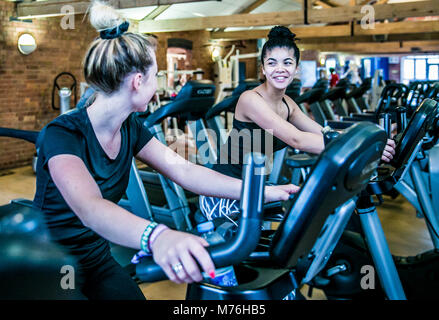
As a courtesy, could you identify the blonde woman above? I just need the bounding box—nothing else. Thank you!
[33,2,298,300]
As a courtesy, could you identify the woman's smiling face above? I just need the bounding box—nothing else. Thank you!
[262,46,297,90]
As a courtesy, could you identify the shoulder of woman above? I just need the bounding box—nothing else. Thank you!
[238,89,265,106]
[237,90,269,113]
[241,89,259,99]
[48,109,85,133]
[235,90,269,120]
[283,94,299,108]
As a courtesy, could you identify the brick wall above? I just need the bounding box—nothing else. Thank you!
[155,31,212,79]
[0,1,98,169]
[228,40,259,80]
[0,1,257,170]
[0,3,143,170]
[154,31,258,81]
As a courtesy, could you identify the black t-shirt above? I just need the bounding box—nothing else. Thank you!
[33,108,154,270]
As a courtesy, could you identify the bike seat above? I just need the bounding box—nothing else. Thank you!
[285,153,317,169]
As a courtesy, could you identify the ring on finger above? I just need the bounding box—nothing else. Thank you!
[172,262,183,274]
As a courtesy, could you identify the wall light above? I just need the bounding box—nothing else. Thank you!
[211,46,221,61]
[17,33,37,55]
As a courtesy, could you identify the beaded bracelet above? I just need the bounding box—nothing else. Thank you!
[148,224,169,253]
[140,222,158,254]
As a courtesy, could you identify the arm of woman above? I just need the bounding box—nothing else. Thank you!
[284,95,324,135]
[49,154,149,248]
[135,137,299,202]
[48,154,214,284]
[237,91,324,154]
[284,96,395,162]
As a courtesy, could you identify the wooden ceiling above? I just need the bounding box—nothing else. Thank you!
[13,0,439,54]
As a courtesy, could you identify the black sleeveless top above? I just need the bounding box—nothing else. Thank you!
[213,96,290,179]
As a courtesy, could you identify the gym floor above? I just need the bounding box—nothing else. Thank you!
[0,165,433,300]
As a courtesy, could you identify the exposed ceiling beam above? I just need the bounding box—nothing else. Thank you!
[239,0,268,14]
[138,0,439,32]
[353,19,439,35]
[139,10,305,32]
[313,0,334,8]
[308,0,438,24]
[212,24,350,40]
[211,20,439,40]
[318,0,340,7]
[215,0,268,32]
[299,32,439,43]
[15,0,212,19]
[140,4,171,21]
[355,0,388,5]
[299,40,439,53]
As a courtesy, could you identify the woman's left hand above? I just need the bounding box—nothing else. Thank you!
[265,184,300,202]
[381,139,396,163]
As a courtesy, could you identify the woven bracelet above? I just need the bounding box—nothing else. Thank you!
[140,222,158,254]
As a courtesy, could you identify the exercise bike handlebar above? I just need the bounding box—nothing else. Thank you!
[379,113,392,137]
[0,127,39,144]
[135,153,266,283]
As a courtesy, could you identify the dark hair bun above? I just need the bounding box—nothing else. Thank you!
[267,26,296,42]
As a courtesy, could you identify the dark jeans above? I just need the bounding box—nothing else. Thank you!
[74,255,145,300]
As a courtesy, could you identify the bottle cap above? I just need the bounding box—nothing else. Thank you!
[197,221,214,233]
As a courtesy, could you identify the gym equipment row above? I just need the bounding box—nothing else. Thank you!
[0,73,438,299]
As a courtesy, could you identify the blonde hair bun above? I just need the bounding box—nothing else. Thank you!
[89,0,124,31]
[83,1,154,94]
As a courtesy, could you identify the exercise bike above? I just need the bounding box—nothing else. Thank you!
[133,122,389,300]
[310,98,439,300]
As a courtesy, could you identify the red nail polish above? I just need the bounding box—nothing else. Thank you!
[209,271,216,279]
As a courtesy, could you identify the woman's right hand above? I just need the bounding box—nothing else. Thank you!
[265,184,300,202]
[381,139,396,163]
[150,229,216,284]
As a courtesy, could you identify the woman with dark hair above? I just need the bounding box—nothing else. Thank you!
[200,26,396,222]
[32,3,297,300]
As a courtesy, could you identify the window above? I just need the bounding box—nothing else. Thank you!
[402,59,415,84]
[301,60,317,88]
[363,59,371,78]
[401,55,439,84]
[415,59,426,80]
[429,65,438,81]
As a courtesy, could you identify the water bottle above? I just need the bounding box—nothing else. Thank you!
[197,221,238,287]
